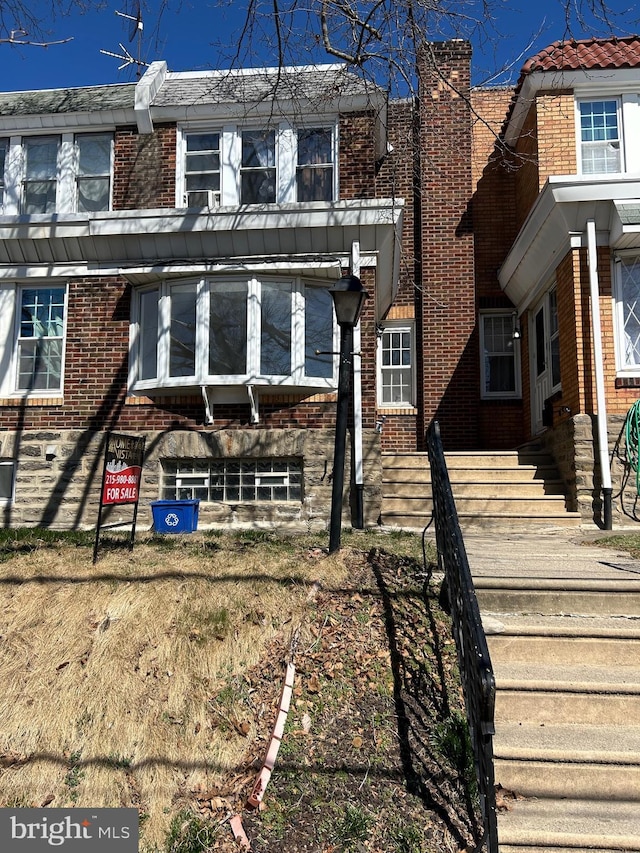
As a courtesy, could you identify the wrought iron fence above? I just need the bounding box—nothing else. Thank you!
[426,421,498,853]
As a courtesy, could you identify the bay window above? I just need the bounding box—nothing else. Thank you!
[131,276,336,391]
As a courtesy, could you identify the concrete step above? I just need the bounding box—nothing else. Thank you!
[382,511,581,532]
[497,798,640,851]
[488,628,640,666]
[476,578,640,616]
[383,497,570,513]
[383,467,562,483]
[385,481,566,498]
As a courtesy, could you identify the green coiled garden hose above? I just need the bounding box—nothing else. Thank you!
[624,400,640,494]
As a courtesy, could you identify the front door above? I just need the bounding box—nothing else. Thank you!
[531,288,561,434]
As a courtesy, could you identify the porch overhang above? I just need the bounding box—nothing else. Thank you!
[0,198,403,322]
[498,176,640,313]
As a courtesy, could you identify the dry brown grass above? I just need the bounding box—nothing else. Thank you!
[0,531,356,850]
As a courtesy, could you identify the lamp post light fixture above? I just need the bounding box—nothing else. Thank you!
[328,274,368,553]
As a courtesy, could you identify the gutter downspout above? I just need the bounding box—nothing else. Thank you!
[351,241,364,529]
[586,219,613,529]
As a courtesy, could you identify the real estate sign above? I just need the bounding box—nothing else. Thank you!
[93,433,146,563]
[101,433,145,505]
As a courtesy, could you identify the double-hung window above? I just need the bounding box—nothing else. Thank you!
[0,133,113,214]
[378,323,415,407]
[132,276,335,392]
[23,136,59,214]
[480,313,520,398]
[241,129,276,204]
[177,124,336,206]
[184,131,220,207]
[16,286,66,392]
[75,133,112,212]
[579,99,622,174]
[297,128,334,202]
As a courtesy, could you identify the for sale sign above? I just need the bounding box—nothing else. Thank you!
[101,434,145,505]
[93,433,146,563]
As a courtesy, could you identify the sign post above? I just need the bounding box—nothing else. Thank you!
[93,433,145,563]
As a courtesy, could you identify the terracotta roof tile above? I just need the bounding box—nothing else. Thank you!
[522,35,640,74]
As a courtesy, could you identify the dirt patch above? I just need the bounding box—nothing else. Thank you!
[0,530,481,852]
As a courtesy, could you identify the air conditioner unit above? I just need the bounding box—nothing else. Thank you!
[185,189,220,209]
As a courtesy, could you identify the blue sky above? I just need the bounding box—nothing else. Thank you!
[1,0,639,92]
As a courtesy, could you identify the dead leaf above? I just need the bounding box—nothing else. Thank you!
[352,735,363,749]
[307,673,320,693]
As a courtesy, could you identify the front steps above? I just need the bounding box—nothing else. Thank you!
[381,450,581,532]
[467,535,640,852]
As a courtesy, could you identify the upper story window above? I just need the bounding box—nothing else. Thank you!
[480,312,521,399]
[241,130,276,204]
[578,99,622,174]
[184,132,220,207]
[378,322,415,407]
[297,128,333,202]
[130,275,336,393]
[177,123,337,207]
[0,133,113,215]
[23,137,59,214]
[75,133,112,212]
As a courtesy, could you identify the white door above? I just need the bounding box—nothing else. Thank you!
[531,288,561,434]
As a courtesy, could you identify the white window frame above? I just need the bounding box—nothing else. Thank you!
[479,311,521,400]
[577,97,624,176]
[613,253,640,375]
[129,275,338,393]
[377,321,416,408]
[0,282,68,398]
[176,120,338,207]
[0,132,114,215]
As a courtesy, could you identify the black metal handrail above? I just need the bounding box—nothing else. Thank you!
[426,421,498,853]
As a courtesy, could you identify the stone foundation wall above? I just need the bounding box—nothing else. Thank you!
[542,413,640,527]
[0,428,382,532]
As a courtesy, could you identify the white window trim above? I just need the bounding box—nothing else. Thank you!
[0,132,114,215]
[479,311,522,400]
[576,97,625,177]
[129,274,338,394]
[613,253,640,376]
[0,281,68,398]
[376,320,416,409]
[176,119,339,208]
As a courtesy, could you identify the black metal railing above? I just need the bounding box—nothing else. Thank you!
[426,421,498,853]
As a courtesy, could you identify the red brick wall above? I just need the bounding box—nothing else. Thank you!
[113,124,177,210]
[339,112,377,199]
[418,41,478,450]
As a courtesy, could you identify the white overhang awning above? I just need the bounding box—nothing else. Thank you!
[498,176,640,313]
[0,198,404,321]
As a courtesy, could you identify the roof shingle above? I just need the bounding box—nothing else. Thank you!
[522,35,640,74]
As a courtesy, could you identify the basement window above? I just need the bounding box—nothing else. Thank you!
[162,458,303,502]
[0,461,15,501]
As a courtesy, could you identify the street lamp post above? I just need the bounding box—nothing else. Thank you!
[328,275,368,553]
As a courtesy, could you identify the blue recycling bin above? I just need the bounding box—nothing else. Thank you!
[151,499,200,533]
